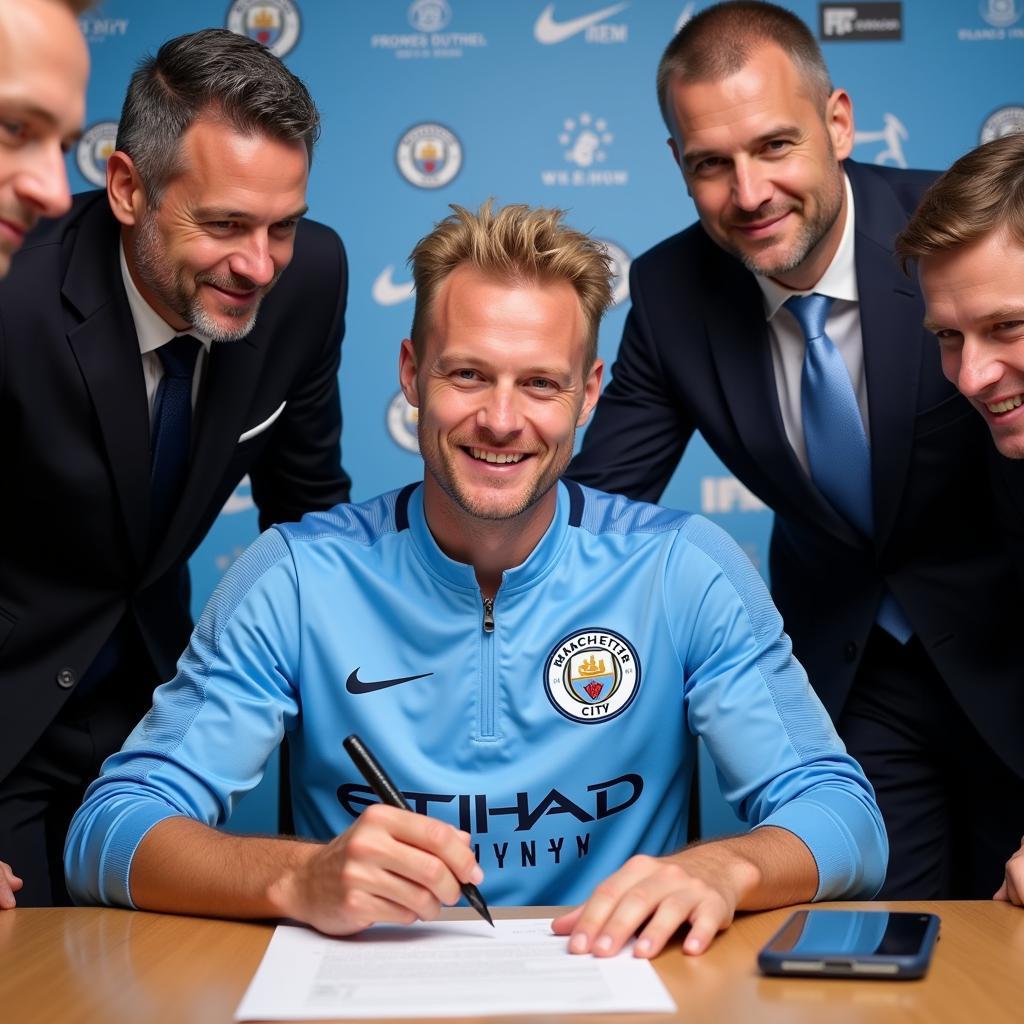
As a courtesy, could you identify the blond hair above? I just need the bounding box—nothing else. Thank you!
[408,200,613,371]
[896,133,1024,271]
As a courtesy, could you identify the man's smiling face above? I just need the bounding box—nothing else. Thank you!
[400,263,602,526]
[121,117,309,341]
[666,43,852,291]
[0,0,88,276]
[920,228,1024,458]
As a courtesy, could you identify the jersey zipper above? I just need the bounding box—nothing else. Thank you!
[480,596,496,738]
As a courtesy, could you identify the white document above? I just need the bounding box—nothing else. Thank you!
[236,918,677,1020]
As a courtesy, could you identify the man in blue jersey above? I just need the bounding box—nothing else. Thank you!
[67,201,886,958]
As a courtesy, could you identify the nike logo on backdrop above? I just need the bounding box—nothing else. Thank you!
[534,2,628,44]
[346,668,435,694]
[372,265,415,306]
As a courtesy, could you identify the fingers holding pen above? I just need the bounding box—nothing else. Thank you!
[348,803,482,897]
[280,804,483,935]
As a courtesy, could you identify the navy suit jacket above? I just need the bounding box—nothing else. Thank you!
[571,160,1023,779]
[0,192,351,781]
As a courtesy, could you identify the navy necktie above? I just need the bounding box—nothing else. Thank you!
[150,335,201,545]
[785,293,911,643]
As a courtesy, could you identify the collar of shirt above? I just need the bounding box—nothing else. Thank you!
[755,173,858,316]
[752,173,869,476]
[406,480,572,593]
[119,239,214,356]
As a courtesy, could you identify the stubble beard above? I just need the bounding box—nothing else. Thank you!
[419,430,573,524]
[133,212,274,343]
[728,167,845,281]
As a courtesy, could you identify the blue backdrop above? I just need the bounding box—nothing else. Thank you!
[71,0,1024,833]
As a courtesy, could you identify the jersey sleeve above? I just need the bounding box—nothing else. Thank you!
[64,528,303,908]
[668,515,888,899]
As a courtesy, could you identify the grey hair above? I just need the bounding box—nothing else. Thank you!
[656,2,832,134]
[115,28,320,206]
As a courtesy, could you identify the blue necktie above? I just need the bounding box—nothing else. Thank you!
[150,335,201,546]
[786,294,912,643]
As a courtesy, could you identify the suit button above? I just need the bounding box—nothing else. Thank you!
[843,642,858,663]
[56,667,77,689]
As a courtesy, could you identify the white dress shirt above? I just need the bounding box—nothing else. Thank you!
[119,241,212,427]
[754,175,868,475]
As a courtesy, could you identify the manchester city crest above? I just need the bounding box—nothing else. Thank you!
[980,106,1024,145]
[226,0,301,58]
[75,121,119,188]
[596,239,631,307]
[544,628,640,724]
[387,391,420,453]
[408,0,452,31]
[395,123,463,189]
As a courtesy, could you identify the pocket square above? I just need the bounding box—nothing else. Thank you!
[238,400,286,443]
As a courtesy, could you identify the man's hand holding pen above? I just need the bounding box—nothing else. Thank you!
[268,803,484,936]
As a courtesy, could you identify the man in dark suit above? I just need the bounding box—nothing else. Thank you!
[895,133,1024,906]
[0,29,350,907]
[571,2,1024,899]
[0,0,92,912]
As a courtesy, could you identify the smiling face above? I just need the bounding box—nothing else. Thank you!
[666,43,852,291]
[112,117,309,341]
[0,0,88,275]
[920,229,1024,459]
[400,264,602,543]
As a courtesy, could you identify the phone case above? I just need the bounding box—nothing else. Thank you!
[757,910,941,980]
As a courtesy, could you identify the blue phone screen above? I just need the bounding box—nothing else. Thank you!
[770,911,931,957]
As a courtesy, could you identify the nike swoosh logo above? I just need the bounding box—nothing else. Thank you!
[346,668,434,694]
[534,2,628,44]
[372,265,416,306]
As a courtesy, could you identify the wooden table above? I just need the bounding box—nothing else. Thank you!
[2,902,1022,1023]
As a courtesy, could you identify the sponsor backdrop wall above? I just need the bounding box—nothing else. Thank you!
[73,1,1024,834]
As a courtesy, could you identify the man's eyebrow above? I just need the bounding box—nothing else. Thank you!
[434,353,573,379]
[923,307,1024,333]
[191,205,309,222]
[0,100,59,127]
[683,125,802,168]
[984,306,1024,323]
[0,99,81,145]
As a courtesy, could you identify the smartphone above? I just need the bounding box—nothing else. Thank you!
[758,910,940,979]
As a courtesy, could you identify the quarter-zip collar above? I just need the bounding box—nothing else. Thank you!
[405,480,573,594]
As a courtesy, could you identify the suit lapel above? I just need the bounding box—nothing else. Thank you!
[143,330,266,585]
[63,201,151,568]
[702,239,859,544]
[848,161,924,548]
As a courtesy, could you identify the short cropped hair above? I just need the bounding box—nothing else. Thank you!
[656,1,832,133]
[115,28,319,206]
[408,200,613,372]
[895,133,1024,271]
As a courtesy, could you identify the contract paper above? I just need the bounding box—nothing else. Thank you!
[235,918,677,1019]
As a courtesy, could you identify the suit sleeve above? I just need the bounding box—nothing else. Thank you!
[570,259,696,502]
[669,515,888,899]
[250,228,351,531]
